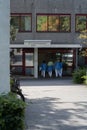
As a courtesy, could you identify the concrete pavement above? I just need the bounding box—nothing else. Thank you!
[20,78,87,130]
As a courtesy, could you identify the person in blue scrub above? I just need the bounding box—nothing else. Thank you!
[39,60,47,78]
[47,60,54,77]
[54,59,63,77]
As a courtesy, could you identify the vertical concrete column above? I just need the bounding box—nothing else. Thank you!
[34,48,38,78]
[0,0,10,93]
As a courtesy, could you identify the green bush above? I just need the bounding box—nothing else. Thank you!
[72,67,86,84]
[82,75,87,85]
[10,77,14,86]
[10,77,14,91]
[0,92,26,130]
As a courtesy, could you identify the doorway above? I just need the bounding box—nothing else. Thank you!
[38,48,74,76]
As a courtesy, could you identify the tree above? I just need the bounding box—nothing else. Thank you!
[10,25,18,41]
[78,17,87,56]
[10,18,18,41]
[79,30,87,56]
[79,29,87,85]
[10,18,18,72]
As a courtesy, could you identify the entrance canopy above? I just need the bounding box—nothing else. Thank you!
[10,40,82,48]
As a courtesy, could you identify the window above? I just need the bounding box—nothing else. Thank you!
[10,49,22,66]
[36,14,71,32]
[37,15,47,31]
[60,15,70,32]
[48,15,59,31]
[11,14,32,32]
[10,49,23,75]
[21,16,31,31]
[76,14,87,32]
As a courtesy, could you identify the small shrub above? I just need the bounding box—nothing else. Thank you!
[72,67,86,84]
[10,77,14,90]
[82,75,87,85]
[0,92,26,130]
[10,77,14,86]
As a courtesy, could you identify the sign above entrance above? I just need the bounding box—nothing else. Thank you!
[24,40,51,48]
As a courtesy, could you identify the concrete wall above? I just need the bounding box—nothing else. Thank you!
[10,0,87,44]
[0,0,10,93]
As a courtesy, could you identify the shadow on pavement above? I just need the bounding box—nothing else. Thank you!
[25,97,87,130]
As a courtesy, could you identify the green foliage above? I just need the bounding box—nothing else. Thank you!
[60,16,70,31]
[0,93,26,130]
[10,25,18,41]
[10,16,18,41]
[76,16,86,32]
[37,15,47,31]
[72,67,86,84]
[37,15,70,32]
[10,77,14,86]
[82,75,87,85]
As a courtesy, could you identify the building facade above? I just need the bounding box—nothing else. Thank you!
[10,0,87,78]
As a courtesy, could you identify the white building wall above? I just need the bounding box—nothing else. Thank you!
[0,0,10,93]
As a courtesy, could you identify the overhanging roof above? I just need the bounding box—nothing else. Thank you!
[10,40,82,48]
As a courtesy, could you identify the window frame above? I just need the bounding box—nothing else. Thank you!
[36,13,71,32]
[11,13,32,32]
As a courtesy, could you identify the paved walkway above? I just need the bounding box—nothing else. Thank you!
[20,78,87,130]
